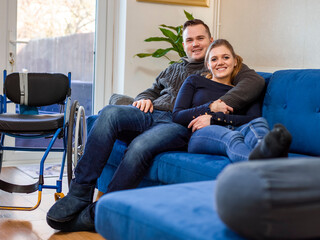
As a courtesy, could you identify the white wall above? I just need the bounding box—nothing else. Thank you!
[219,0,320,72]
[0,0,8,86]
[118,0,215,98]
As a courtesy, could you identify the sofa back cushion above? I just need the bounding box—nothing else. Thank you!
[257,72,273,85]
[262,69,320,156]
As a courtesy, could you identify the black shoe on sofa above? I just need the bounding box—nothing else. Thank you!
[249,123,292,160]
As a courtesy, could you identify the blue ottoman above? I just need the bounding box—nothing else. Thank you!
[95,181,244,240]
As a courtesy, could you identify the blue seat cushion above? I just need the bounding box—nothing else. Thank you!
[95,180,244,240]
[96,139,231,192]
[151,152,230,184]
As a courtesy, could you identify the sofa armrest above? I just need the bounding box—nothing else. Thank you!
[109,93,134,105]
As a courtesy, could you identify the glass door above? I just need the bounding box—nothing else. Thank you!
[15,0,95,116]
[9,0,96,153]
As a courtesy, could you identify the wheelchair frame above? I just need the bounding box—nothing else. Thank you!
[0,70,86,211]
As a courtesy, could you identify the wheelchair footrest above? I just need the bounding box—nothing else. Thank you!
[0,190,42,211]
[0,179,39,193]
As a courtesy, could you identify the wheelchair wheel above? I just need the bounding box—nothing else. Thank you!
[67,101,87,188]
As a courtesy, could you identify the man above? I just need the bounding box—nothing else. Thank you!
[46,19,265,231]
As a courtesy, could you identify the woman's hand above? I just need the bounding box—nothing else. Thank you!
[209,99,233,114]
[188,115,212,132]
[132,99,154,113]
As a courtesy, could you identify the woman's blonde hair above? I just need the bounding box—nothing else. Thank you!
[204,39,243,81]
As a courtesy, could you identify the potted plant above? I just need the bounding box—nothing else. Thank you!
[135,10,194,64]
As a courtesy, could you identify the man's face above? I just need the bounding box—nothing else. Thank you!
[182,24,213,63]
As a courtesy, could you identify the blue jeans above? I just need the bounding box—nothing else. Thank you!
[74,105,190,192]
[188,117,269,162]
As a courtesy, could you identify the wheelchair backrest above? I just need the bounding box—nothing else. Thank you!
[4,72,70,107]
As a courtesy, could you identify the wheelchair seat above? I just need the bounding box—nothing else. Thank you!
[0,113,64,133]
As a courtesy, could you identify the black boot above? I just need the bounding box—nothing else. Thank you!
[47,202,96,232]
[249,123,292,160]
[47,179,95,223]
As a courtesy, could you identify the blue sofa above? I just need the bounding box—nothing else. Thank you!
[91,69,320,239]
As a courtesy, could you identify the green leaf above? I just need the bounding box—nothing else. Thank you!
[173,35,186,57]
[176,25,183,35]
[152,48,175,58]
[160,24,181,34]
[184,10,194,20]
[134,53,153,58]
[160,24,176,30]
[169,59,184,65]
[159,28,178,42]
[144,37,171,43]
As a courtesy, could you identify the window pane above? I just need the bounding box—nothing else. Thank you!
[15,0,96,148]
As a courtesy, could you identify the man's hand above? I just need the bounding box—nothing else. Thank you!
[209,99,233,114]
[188,115,212,132]
[132,99,154,113]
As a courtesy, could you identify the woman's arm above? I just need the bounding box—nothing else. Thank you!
[189,100,262,132]
[172,76,212,127]
[211,100,262,127]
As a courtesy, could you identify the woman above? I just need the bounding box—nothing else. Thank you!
[173,39,270,162]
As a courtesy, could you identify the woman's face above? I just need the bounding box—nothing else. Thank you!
[207,45,237,82]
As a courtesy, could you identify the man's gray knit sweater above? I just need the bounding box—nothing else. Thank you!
[135,57,265,112]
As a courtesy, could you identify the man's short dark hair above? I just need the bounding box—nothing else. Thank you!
[182,19,211,38]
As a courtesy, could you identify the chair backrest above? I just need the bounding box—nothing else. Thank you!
[4,72,70,107]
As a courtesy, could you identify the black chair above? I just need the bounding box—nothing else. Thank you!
[0,70,86,211]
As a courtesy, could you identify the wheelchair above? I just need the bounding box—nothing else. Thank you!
[0,70,86,211]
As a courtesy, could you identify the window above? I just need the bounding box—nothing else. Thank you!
[14,0,96,148]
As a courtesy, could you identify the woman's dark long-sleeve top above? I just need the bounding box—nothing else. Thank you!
[172,74,262,128]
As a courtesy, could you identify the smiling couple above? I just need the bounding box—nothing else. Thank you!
[46,18,291,232]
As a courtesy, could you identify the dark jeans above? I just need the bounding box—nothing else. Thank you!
[74,105,190,193]
[215,158,320,239]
